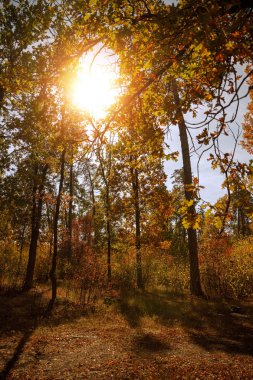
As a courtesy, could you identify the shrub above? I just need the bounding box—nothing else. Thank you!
[111,242,190,294]
[200,235,253,299]
[0,240,27,288]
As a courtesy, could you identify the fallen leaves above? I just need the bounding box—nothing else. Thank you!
[1,293,253,379]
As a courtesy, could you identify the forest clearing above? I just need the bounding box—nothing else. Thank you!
[1,0,253,378]
[1,288,253,380]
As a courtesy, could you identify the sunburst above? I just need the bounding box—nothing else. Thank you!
[70,52,119,119]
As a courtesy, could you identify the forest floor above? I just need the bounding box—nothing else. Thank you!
[0,287,253,380]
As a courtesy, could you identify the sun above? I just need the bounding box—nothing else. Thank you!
[70,52,119,119]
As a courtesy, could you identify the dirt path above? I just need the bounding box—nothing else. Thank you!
[0,291,253,379]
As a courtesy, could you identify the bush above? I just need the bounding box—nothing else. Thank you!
[62,243,104,305]
[200,235,253,299]
[35,243,51,282]
[222,237,253,298]
[0,240,27,288]
[111,242,190,294]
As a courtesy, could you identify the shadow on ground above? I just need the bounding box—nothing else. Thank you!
[0,326,35,380]
[118,290,253,355]
[0,288,92,337]
[133,333,171,353]
[0,289,92,379]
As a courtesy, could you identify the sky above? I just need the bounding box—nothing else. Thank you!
[164,80,251,204]
[161,0,251,203]
[79,4,251,205]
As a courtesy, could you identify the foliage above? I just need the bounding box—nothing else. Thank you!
[0,0,253,305]
[0,240,21,287]
[200,230,253,299]
[242,73,253,154]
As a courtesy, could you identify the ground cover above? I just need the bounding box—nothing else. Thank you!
[0,289,253,379]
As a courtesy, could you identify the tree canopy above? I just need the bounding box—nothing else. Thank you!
[0,0,253,306]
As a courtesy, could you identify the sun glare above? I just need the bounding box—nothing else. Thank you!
[70,52,119,119]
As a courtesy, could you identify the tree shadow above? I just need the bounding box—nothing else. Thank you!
[118,290,199,328]
[0,291,43,337]
[118,290,253,355]
[0,289,93,378]
[118,298,142,328]
[0,326,36,380]
[0,289,92,337]
[188,306,253,355]
[133,333,171,353]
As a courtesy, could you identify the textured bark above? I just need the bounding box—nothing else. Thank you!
[23,165,47,291]
[46,148,66,314]
[97,148,112,283]
[67,156,74,261]
[106,188,112,283]
[130,163,143,289]
[87,167,98,249]
[16,225,26,279]
[172,80,203,297]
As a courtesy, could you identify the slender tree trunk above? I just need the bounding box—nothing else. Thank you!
[130,164,143,289]
[16,225,26,281]
[23,178,37,290]
[97,147,112,283]
[23,165,47,291]
[106,188,112,283]
[171,80,203,296]
[46,148,66,313]
[68,150,74,261]
[88,169,97,248]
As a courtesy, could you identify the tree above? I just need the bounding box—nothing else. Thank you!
[94,0,252,295]
[111,104,167,288]
[23,163,48,290]
[168,169,188,256]
[242,74,253,154]
[171,80,202,295]
[95,135,114,283]
[1,0,253,302]
[47,144,66,313]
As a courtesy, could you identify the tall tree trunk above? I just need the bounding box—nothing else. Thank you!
[106,188,111,283]
[97,147,112,283]
[68,150,74,261]
[16,225,26,281]
[130,164,143,289]
[23,165,47,291]
[46,148,66,313]
[171,80,203,296]
[88,168,97,248]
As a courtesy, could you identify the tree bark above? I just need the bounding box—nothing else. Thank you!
[68,151,74,261]
[88,168,97,248]
[130,163,143,289]
[106,187,112,283]
[16,225,26,281]
[46,148,66,314]
[171,80,203,296]
[97,147,112,283]
[23,164,47,291]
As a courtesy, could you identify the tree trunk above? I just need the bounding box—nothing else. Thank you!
[106,188,112,283]
[68,152,74,261]
[16,225,26,281]
[23,165,47,291]
[88,168,97,248]
[97,147,112,283]
[46,148,66,314]
[130,164,143,289]
[171,80,203,296]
